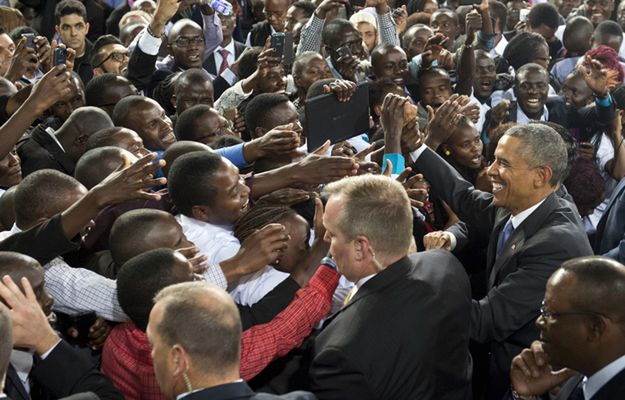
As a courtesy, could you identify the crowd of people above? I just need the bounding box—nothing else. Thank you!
[0,0,625,398]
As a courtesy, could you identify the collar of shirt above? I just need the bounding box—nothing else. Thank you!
[10,349,35,393]
[493,35,508,57]
[45,126,65,152]
[509,198,547,229]
[176,380,244,400]
[178,214,234,235]
[217,40,236,56]
[348,273,377,299]
[584,353,625,399]
[516,103,549,124]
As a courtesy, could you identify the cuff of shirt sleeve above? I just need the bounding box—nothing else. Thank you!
[40,338,62,360]
[594,93,613,107]
[138,29,162,55]
[308,265,340,299]
[448,231,457,251]
[220,68,238,85]
[409,146,428,163]
[206,264,228,289]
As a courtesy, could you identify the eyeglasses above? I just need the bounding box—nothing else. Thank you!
[95,51,129,67]
[539,301,604,322]
[173,36,205,47]
[263,9,286,18]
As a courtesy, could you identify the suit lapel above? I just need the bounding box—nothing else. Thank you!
[5,365,29,400]
[322,257,412,327]
[204,52,217,75]
[31,128,75,174]
[487,194,560,287]
[554,373,583,400]
[595,177,625,245]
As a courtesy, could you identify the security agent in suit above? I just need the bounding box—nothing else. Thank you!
[386,96,594,399]
[593,176,625,262]
[0,252,122,400]
[308,175,472,400]
[509,256,625,400]
[146,281,315,400]
[17,107,114,177]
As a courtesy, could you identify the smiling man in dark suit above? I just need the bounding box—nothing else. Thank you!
[207,11,247,99]
[386,95,594,399]
[309,174,473,400]
[509,256,625,400]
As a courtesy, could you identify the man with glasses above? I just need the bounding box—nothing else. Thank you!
[509,256,625,399]
[91,34,129,77]
[246,0,289,46]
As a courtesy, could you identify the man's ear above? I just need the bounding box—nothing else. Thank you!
[354,235,372,262]
[254,126,266,139]
[171,345,188,377]
[85,21,90,34]
[533,165,553,188]
[93,67,102,77]
[191,205,212,222]
[171,94,177,110]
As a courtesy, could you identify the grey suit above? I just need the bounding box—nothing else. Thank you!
[594,177,625,262]
[412,148,593,399]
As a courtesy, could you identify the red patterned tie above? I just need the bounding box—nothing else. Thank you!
[218,49,230,75]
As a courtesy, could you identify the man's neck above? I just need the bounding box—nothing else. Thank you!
[75,43,86,58]
[220,36,233,48]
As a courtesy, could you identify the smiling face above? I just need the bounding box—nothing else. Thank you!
[125,99,176,151]
[487,135,543,215]
[584,0,614,25]
[515,67,550,120]
[204,160,251,226]
[294,54,332,95]
[372,47,408,87]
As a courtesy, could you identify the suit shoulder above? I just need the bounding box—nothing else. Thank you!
[252,391,316,400]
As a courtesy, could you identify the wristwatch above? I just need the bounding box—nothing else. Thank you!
[320,256,337,271]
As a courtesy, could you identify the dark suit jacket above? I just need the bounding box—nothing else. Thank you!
[555,368,625,399]
[482,96,615,133]
[181,381,315,400]
[309,250,473,400]
[17,124,75,177]
[594,177,625,262]
[204,41,247,99]
[249,21,273,47]
[412,148,593,399]
[5,341,122,400]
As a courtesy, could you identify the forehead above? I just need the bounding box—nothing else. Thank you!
[476,54,495,67]
[0,34,13,47]
[381,48,407,61]
[178,79,213,94]
[172,23,202,39]
[265,0,288,10]
[421,71,451,87]
[60,13,86,25]
[322,195,343,226]
[432,11,457,23]
[518,69,549,84]
[102,43,127,55]
[336,27,360,44]
[304,55,326,68]
[357,22,375,32]
[114,129,143,143]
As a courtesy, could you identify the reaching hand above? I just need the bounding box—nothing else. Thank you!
[5,37,38,82]
[28,65,73,115]
[176,246,209,274]
[294,141,359,184]
[578,55,609,97]
[90,153,167,208]
[423,231,453,250]
[323,79,357,103]
[315,0,349,19]
[381,93,409,155]
[255,124,301,156]
[487,99,511,131]
[425,94,468,149]
[393,6,408,34]
[87,318,113,350]
[510,341,577,397]
[465,10,482,43]
[235,223,290,273]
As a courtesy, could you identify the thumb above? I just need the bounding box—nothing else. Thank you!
[426,105,435,122]
[313,140,331,155]
[401,4,406,11]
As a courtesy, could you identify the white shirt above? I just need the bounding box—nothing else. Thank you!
[491,35,508,58]
[176,214,288,304]
[516,103,549,124]
[212,40,238,85]
[588,133,617,229]
[584,353,625,399]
